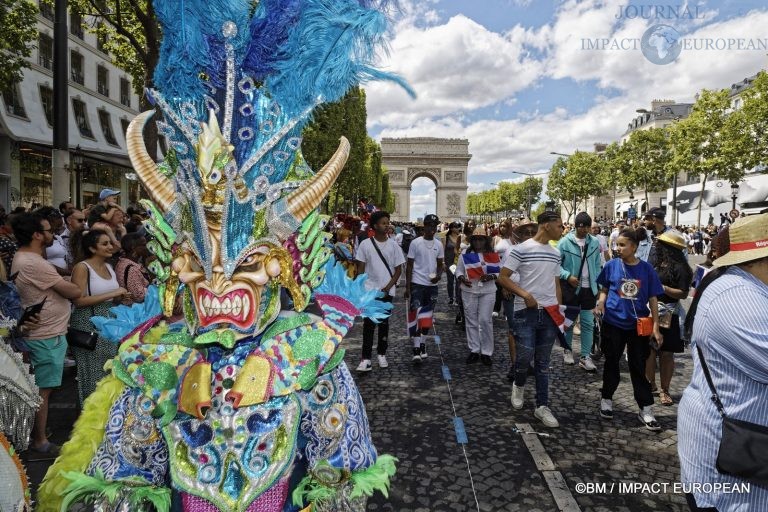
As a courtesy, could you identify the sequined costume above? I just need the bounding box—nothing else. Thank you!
[37,0,412,510]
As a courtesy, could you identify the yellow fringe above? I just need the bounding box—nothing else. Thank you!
[36,374,126,512]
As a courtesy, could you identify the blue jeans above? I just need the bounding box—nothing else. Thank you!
[511,308,557,407]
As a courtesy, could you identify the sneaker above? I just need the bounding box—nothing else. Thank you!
[412,347,422,363]
[600,398,613,419]
[534,406,560,428]
[419,343,428,359]
[638,408,662,432]
[492,311,499,318]
[511,384,524,410]
[579,356,597,372]
[466,352,480,364]
[356,359,372,372]
[563,349,574,365]
[377,355,389,368]
[480,354,492,366]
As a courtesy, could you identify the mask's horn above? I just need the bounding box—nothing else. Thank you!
[285,136,350,220]
[126,110,176,212]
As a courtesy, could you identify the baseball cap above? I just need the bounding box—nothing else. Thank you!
[644,207,666,221]
[99,188,121,201]
[423,214,440,225]
[574,212,592,228]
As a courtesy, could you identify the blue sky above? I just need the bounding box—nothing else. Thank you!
[363,0,768,219]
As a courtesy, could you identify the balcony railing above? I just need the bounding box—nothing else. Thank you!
[71,71,84,84]
[71,26,84,39]
[120,94,130,107]
[98,84,110,97]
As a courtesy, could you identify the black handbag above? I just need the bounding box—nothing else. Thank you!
[66,327,98,350]
[696,344,768,486]
[560,243,589,306]
[66,264,98,351]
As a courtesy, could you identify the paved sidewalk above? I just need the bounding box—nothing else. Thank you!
[347,294,691,512]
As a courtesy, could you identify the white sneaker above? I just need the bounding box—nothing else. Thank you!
[579,356,597,372]
[377,355,389,368]
[356,359,372,372]
[563,349,574,365]
[511,384,524,410]
[534,406,560,428]
[600,398,613,419]
[638,406,661,431]
[492,311,499,318]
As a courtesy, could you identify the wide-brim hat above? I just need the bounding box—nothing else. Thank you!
[470,227,489,238]
[657,229,686,250]
[713,213,768,267]
[513,222,538,235]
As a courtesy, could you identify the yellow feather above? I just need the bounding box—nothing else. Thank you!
[36,375,126,512]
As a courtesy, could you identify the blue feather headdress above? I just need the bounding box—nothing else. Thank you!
[127,0,413,280]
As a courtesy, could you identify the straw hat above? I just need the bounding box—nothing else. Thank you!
[657,229,686,250]
[713,213,768,267]
[470,227,489,238]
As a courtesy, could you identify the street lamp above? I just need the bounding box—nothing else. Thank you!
[731,182,740,210]
[70,145,83,208]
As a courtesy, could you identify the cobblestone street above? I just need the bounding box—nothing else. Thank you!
[348,293,692,512]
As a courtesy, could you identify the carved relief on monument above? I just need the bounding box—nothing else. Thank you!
[446,193,461,215]
[389,170,404,182]
[444,171,464,182]
[393,194,400,214]
[407,167,441,183]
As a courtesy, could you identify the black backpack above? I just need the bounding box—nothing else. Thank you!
[400,231,415,255]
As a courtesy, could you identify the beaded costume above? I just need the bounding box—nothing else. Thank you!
[38,0,411,510]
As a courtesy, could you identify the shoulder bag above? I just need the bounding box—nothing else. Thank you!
[696,343,768,486]
[560,242,588,306]
[66,263,98,351]
[622,262,653,337]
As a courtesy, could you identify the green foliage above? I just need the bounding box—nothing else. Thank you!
[67,0,160,102]
[620,128,674,204]
[302,88,392,214]
[466,177,543,217]
[668,88,742,226]
[0,0,38,92]
[724,71,768,173]
[546,151,608,219]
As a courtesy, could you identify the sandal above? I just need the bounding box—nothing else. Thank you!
[659,391,673,406]
[27,441,61,460]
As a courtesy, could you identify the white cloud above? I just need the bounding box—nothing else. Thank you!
[366,1,768,194]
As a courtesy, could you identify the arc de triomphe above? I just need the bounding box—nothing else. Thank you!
[381,138,470,222]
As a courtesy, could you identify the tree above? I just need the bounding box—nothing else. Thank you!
[68,0,160,103]
[668,88,747,227]
[546,151,608,221]
[0,0,38,92]
[622,128,674,205]
[725,70,768,173]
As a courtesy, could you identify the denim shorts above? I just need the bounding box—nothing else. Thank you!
[409,283,438,311]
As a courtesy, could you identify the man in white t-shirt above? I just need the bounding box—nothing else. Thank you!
[355,211,405,372]
[591,222,610,264]
[404,214,444,363]
[498,211,564,428]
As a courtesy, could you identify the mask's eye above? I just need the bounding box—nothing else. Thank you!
[188,256,203,273]
[239,253,263,272]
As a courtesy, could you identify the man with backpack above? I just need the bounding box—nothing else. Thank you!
[354,211,404,371]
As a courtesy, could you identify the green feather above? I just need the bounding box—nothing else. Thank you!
[349,454,398,499]
[130,485,172,512]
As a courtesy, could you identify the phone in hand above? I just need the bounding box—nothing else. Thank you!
[19,297,46,325]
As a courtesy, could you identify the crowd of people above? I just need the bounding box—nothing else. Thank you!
[0,188,152,458]
[330,206,767,510]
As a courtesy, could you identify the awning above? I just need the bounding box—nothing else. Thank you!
[616,202,630,213]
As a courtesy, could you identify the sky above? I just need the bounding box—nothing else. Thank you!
[362,0,768,220]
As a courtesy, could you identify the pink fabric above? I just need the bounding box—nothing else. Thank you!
[180,478,290,511]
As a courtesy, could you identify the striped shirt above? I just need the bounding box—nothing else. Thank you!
[677,266,768,511]
[504,238,561,311]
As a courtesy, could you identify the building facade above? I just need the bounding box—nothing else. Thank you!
[0,2,141,210]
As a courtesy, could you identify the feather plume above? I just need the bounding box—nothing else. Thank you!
[36,376,125,512]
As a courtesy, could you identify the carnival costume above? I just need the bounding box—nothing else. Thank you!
[37,0,411,510]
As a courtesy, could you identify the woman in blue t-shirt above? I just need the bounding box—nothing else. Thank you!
[595,228,665,431]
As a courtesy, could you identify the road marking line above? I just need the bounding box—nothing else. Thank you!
[516,423,582,511]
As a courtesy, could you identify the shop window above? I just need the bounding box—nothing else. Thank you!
[72,98,94,138]
[38,33,53,69]
[39,1,54,21]
[71,51,84,85]
[39,85,53,126]
[99,110,118,146]
[120,78,131,107]
[1,83,27,118]
[97,65,109,97]
[70,11,83,39]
